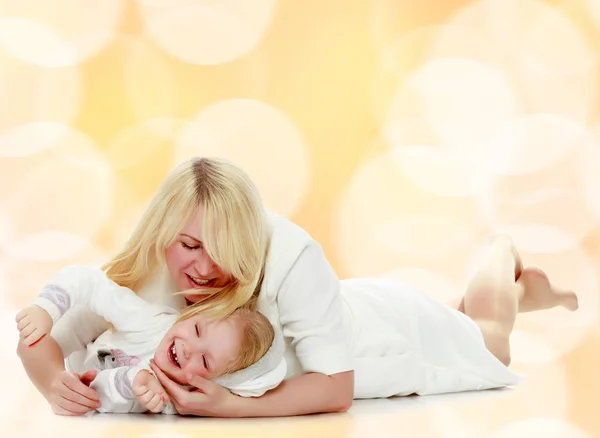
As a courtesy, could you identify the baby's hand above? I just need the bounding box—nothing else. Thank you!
[133,370,170,413]
[15,306,53,346]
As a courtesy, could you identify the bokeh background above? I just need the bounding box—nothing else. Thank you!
[1,0,599,437]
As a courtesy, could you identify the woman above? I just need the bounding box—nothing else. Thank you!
[17,157,577,417]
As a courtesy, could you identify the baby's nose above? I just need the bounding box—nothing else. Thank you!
[183,344,191,361]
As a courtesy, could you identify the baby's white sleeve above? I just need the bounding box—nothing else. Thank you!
[91,367,178,415]
[91,366,147,414]
[32,265,173,333]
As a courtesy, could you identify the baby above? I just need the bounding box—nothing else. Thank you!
[16,265,284,414]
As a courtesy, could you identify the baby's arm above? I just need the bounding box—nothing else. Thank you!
[91,366,176,415]
[18,265,172,346]
[17,266,128,346]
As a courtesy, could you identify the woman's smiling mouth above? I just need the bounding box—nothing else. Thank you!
[186,273,214,287]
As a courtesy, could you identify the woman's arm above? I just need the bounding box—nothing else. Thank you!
[16,335,101,415]
[17,334,65,397]
[230,371,354,417]
[151,362,353,417]
[260,243,355,414]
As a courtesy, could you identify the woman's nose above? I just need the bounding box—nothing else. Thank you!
[194,252,215,277]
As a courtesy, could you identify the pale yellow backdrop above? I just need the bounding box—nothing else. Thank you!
[1,1,599,437]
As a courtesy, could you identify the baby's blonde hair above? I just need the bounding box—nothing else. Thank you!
[103,157,272,318]
[227,308,275,374]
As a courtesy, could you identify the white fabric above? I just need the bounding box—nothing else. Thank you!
[47,212,522,403]
[253,214,521,397]
[254,213,354,379]
[35,266,287,413]
[341,278,522,398]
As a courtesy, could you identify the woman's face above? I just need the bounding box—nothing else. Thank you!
[165,206,232,302]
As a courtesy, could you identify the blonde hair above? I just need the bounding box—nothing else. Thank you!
[103,157,272,318]
[225,308,275,374]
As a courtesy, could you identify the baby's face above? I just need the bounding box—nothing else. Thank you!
[154,314,243,385]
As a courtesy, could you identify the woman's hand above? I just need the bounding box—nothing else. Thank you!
[46,369,102,415]
[149,360,237,417]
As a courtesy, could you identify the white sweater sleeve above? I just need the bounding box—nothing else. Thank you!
[276,243,353,376]
[91,366,178,415]
[32,265,172,333]
[91,366,146,414]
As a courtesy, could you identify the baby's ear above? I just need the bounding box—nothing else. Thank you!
[97,349,111,360]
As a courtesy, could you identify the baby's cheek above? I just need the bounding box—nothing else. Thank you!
[181,370,210,386]
[183,363,211,381]
[198,369,211,379]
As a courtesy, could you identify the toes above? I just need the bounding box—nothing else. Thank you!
[563,292,579,311]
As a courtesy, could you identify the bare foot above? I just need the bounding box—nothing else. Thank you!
[517,267,579,313]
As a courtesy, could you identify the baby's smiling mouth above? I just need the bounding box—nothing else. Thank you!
[168,342,181,368]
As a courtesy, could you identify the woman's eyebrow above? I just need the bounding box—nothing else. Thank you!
[180,233,202,243]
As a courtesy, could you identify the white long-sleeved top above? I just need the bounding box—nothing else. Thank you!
[33,266,287,414]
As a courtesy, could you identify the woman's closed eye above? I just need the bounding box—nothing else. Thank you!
[181,242,199,251]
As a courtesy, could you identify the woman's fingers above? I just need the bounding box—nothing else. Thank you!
[61,376,100,408]
[60,388,101,410]
[56,396,96,415]
[62,372,100,400]
[149,361,187,399]
[78,370,97,386]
